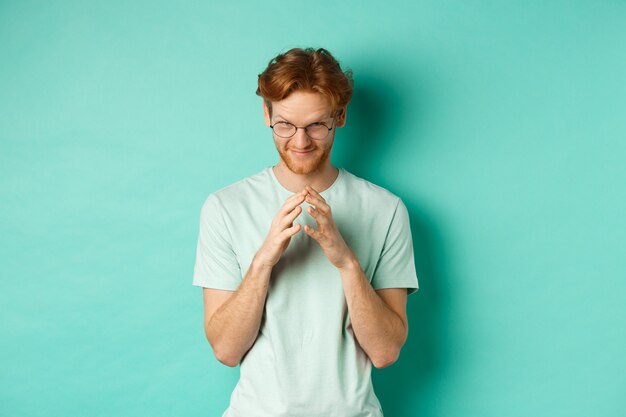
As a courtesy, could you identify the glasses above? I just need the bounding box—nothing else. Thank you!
[269,117,336,140]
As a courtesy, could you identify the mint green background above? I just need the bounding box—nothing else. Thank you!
[1,1,624,416]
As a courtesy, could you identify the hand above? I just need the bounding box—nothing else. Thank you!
[302,185,356,270]
[255,189,307,268]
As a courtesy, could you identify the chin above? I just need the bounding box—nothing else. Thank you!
[286,157,323,175]
[286,161,322,175]
[277,145,332,175]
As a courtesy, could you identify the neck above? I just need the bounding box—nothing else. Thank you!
[272,161,339,194]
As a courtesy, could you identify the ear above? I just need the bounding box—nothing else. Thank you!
[263,101,271,127]
[335,106,347,128]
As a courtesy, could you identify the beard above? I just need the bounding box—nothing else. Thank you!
[276,141,333,175]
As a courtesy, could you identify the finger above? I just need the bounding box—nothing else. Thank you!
[281,204,302,228]
[305,185,326,203]
[289,188,309,200]
[285,188,308,202]
[285,189,308,205]
[306,205,326,225]
[305,193,330,214]
[280,192,307,216]
[303,224,320,240]
[279,222,301,240]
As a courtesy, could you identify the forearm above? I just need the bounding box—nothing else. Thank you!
[339,256,407,368]
[206,255,273,367]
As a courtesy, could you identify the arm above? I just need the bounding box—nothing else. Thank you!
[202,190,307,367]
[300,186,412,368]
[204,255,273,367]
[339,256,408,369]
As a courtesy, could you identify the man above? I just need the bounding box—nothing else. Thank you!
[193,47,419,417]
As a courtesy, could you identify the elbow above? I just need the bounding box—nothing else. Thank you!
[205,328,241,367]
[372,356,397,369]
[214,350,240,368]
[371,349,400,369]
[210,342,241,367]
[371,332,407,369]
[211,339,241,367]
[370,342,404,369]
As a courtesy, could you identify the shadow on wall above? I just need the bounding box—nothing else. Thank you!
[336,68,447,417]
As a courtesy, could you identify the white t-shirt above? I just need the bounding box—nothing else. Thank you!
[193,165,419,417]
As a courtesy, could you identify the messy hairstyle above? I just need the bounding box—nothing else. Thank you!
[256,47,354,118]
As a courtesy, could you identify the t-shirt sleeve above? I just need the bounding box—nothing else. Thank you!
[192,193,242,290]
[370,197,419,295]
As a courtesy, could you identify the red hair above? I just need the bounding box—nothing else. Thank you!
[256,47,354,118]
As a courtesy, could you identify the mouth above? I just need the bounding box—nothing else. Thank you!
[291,149,315,157]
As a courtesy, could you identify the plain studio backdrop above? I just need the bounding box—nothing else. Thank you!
[1,1,624,416]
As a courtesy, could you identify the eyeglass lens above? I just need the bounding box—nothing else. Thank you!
[272,121,332,139]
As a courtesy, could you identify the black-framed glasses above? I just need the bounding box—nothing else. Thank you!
[269,117,336,140]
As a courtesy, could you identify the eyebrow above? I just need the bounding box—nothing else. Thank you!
[274,115,331,123]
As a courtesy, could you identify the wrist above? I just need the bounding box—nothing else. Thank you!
[252,253,275,272]
[338,252,361,274]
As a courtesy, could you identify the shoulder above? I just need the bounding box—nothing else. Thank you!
[200,167,270,212]
[340,169,403,211]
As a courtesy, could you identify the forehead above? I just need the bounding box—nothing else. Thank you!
[271,90,332,122]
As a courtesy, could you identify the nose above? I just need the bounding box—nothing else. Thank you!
[291,127,312,148]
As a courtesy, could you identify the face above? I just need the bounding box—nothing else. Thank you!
[263,90,346,175]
